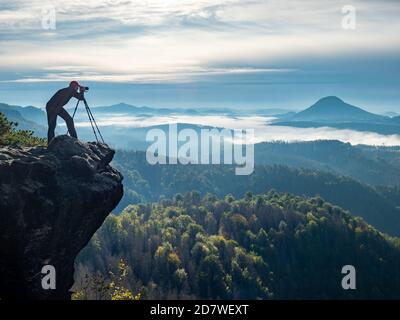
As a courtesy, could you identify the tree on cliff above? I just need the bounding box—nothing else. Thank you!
[0,112,45,146]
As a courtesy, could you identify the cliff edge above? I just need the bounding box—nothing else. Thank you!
[0,135,123,300]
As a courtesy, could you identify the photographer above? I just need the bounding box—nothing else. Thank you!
[45,81,88,145]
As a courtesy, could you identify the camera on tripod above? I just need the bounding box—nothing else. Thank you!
[80,86,89,92]
[70,97,105,144]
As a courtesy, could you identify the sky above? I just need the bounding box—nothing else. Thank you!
[0,0,399,112]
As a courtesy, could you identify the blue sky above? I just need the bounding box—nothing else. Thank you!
[0,0,399,112]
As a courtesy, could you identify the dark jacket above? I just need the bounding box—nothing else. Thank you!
[46,87,84,111]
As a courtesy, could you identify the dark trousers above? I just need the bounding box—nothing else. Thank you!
[46,106,77,144]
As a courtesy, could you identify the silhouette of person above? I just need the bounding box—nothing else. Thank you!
[46,81,84,144]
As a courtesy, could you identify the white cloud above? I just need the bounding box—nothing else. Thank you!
[0,0,399,83]
[70,114,400,146]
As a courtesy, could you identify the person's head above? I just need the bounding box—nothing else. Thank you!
[69,81,80,92]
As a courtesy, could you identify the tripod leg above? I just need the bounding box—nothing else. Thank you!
[72,100,80,118]
[85,103,99,142]
[84,100,105,144]
[67,100,80,135]
[86,103,105,143]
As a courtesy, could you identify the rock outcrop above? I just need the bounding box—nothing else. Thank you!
[0,135,123,300]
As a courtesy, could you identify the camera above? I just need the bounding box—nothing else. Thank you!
[80,86,89,92]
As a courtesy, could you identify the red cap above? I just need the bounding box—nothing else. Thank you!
[69,81,79,88]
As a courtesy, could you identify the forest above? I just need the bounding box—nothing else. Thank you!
[112,150,400,236]
[255,140,400,186]
[74,191,400,299]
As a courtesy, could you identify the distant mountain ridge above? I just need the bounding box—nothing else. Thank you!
[383,111,399,118]
[0,103,46,124]
[286,96,386,123]
[1,96,399,138]
[93,103,175,115]
[0,103,46,136]
[272,96,400,135]
[91,102,291,117]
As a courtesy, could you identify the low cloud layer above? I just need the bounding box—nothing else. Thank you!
[71,114,400,146]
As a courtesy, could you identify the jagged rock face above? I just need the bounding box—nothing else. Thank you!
[0,135,123,300]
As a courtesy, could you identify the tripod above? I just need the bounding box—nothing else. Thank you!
[70,99,105,144]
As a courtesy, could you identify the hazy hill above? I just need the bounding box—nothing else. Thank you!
[92,103,170,115]
[383,111,399,118]
[0,103,46,125]
[392,115,400,123]
[272,97,400,134]
[0,103,47,137]
[88,102,290,117]
[90,103,208,116]
[255,140,400,186]
[286,96,385,123]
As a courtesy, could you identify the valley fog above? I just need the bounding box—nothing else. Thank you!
[70,114,400,147]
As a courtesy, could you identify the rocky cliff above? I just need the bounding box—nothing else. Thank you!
[0,135,123,300]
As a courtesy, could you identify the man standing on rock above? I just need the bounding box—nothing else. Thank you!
[46,81,85,145]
